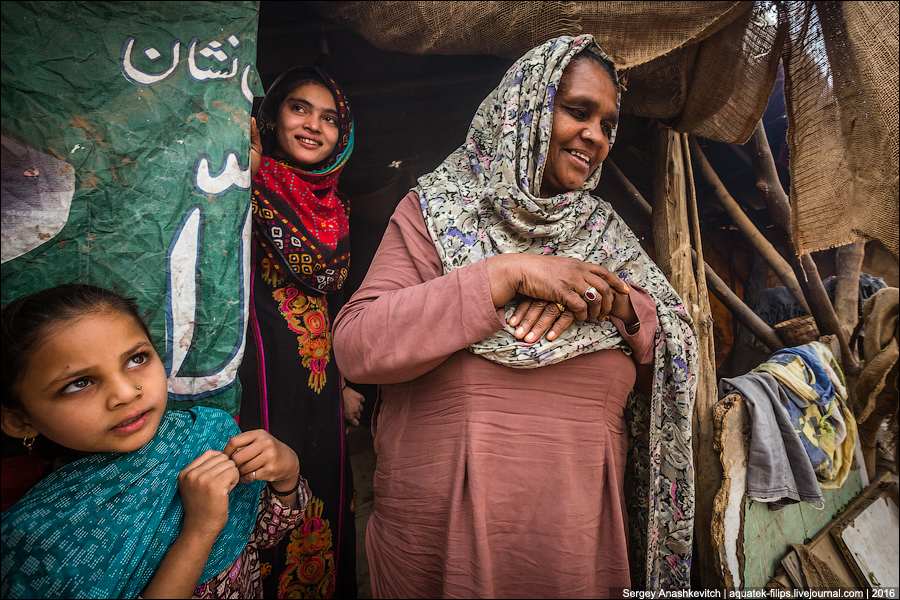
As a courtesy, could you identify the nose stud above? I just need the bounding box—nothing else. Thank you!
[136,385,142,390]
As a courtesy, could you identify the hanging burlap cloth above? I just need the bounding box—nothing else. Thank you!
[309,1,898,261]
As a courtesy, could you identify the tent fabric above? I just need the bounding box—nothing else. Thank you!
[310,1,899,261]
[1,1,263,414]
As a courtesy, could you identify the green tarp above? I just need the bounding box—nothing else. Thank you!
[1,1,262,414]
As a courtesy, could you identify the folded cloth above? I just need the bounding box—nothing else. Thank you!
[719,372,824,510]
[754,342,857,487]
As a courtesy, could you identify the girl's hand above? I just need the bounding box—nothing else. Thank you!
[342,384,365,427]
[250,117,262,179]
[224,430,300,493]
[178,450,240,539]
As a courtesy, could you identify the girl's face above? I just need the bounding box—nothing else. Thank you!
[7,310,168,454]
[273,81,340,167]
[540,57,618,198]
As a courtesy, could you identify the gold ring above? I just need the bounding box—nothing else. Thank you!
[555,302,566,313]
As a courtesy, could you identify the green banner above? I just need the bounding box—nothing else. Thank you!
[1,1,263,415]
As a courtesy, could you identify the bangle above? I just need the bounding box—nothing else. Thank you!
[624,320,641,335]
[269,473,300,497]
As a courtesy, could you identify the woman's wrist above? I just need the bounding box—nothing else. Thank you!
[485,254,520,308]
[270,465,300,494]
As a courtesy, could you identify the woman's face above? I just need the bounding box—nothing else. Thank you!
[540,57,618,198]
[3,310,168,454]
[274,81,340,167]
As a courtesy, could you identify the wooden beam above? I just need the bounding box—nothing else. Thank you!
[834,242,866,339]
[700,256,784,351]
[681,132,723,591]
[606,159,783,351]
[650,130,721,589]
[746,121,860,380]
[689,137,812,316]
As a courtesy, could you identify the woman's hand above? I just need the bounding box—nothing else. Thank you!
[487,253,635,341]
[224,430,300,496]
[342,384,365,427]
[178,450,240,539]
[509,298,575,342]
[250,117,262,179]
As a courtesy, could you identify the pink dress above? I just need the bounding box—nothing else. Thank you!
[333,192,657,598]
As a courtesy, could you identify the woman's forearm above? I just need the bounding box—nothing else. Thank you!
[333,260,504,383]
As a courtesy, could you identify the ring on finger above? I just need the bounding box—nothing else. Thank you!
[583,286,599,302]
[251,470,256,481]
[555,302,566,313]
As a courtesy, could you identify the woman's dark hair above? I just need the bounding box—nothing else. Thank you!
[1,284,153,411]
[567,48,618,89]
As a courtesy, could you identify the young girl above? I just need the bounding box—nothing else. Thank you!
[0,284,310,599]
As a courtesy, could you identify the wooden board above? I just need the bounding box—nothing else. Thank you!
[831,483,900,588]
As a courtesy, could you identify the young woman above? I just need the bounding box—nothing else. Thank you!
[0,284,308,599]
[240,65,360,598]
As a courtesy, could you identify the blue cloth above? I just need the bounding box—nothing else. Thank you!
[764,344,837,407]
[1,407,265,599]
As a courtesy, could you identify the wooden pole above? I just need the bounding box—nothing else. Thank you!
[689,137,812,316]
[746,121,859,379]
[606,160,782,351]
[681,132,722,591]
[700,257,784,351]
[650,129,720,589]
[834,242,866,341]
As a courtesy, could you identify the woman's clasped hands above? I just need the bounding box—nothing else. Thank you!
[486,253,636,343]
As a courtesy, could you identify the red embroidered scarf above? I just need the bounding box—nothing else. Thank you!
[252,65,354,295]
[251,156,350,295]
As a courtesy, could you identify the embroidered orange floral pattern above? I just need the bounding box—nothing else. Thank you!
[279,497,336,598]
[263,257,332,393]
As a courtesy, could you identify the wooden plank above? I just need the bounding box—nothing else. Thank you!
[652,129,720,588]
[830,481,900,588]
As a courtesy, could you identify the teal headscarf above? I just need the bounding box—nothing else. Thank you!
[1,407,265,599]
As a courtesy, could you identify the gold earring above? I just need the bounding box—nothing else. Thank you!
[23,437,35,454]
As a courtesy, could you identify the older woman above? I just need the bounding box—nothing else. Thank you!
[334,36,697,597]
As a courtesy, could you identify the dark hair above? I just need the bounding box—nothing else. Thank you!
[565,48,618,90]
[1,284,153,411]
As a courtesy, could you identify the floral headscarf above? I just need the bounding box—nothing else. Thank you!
[417,35,698,590]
